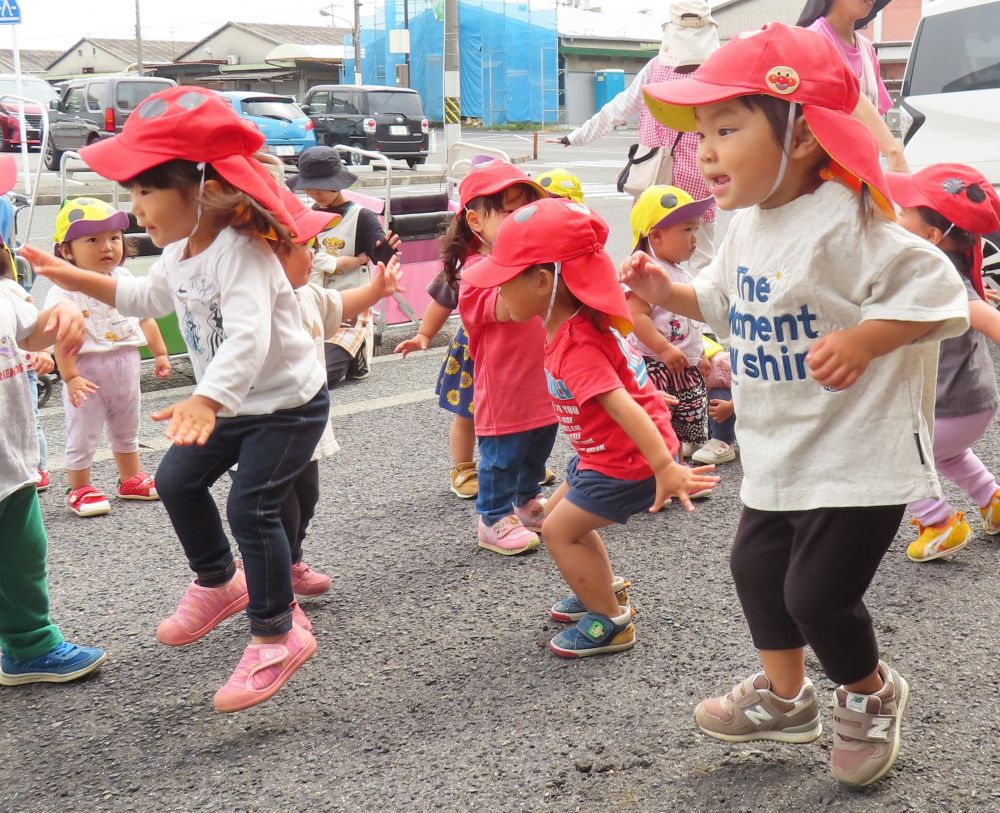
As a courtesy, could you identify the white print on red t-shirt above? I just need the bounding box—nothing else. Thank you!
[546,329,650,458]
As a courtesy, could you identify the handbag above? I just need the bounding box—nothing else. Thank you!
[616,132,684,199]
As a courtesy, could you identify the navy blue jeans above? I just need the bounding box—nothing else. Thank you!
[155,387,330,636]
[477,423,558,525]
[708,387,735,445]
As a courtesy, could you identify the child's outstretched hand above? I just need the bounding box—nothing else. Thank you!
[29,350,55,376]
[20,245,87,291]
[67,375,98,408]
[807,329,872,390]
[153,395,219,446]
[619,251,673,308]
[394,332,430,357]
[154,354,171,379]
[650,460,719,513]
[375,229,402,253]
[45,300,86,357]
[372,254,405,299]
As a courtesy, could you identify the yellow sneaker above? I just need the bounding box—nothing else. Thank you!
[978,490,1000,535]
[907,513,970,562]
[449,462,478,499]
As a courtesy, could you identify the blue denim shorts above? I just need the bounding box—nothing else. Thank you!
[564,456,656,524]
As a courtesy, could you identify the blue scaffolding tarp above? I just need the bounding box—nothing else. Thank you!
[348,0,558,126]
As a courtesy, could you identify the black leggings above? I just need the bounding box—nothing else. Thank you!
[279,460,320,565]
[730,504,904,686]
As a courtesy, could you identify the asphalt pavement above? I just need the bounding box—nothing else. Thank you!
[3,131,998,812]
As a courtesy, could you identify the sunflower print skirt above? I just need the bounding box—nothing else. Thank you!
[436,324,475,417]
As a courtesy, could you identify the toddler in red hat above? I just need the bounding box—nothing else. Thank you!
[23,85,332,714]
[889,164,1000,563]
[625,22,971,785]
[447,160,558,556]
[464,198,718,657]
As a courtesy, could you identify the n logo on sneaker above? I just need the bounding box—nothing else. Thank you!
[867,717,891,741]
[743,703,773,727]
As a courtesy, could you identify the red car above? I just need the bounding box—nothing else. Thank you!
[0,74,57,151]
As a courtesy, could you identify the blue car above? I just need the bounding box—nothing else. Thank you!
[219,92,316,163]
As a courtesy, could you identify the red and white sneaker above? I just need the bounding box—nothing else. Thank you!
[35,470,51,492]
[514,496,547,533]
[118,471,158,501]
[67,485,111,518]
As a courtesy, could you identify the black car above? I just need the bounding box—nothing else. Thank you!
[301,85,429,168]
[44,76,175,170]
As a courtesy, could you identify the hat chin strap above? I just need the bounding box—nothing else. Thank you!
[759,103,797,206]
[543,261,562,326]
[189,162,208,240]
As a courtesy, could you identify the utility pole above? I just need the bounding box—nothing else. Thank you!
[443,0,461,152]
[353,0,362,85]
[135,0,144,72]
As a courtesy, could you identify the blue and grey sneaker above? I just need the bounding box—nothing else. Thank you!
[549,577,631,622]
[0,641,107,686]
[549,611,635,658]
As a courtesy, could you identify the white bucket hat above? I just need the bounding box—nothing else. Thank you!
[658,0,720,68]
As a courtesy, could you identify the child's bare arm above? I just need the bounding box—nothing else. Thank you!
[140,318,171,379]
[620,251,704,321]
[395,300,451,356]
[20,246,119,307]
[21,300,85,354]
[340,255,403,321]
[597,387,719,510]
[807,319,944,390]
[969,299,1000,346]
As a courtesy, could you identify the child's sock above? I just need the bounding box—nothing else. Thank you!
[611,606,632,626]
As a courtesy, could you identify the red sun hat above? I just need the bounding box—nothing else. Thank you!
[642,22,893,218]
[458,158,547,210]
[79,85,295,231]
[462,197,633,335]
[888,163,1000,300]
[279,188,342,244]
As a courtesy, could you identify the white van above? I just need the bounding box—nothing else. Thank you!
[900,0,1000,181]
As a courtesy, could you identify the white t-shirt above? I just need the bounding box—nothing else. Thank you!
[0,284,39,501]
[44,266,145,355]
[116,227,325,417]
[295,282,344,460]
[626,257,703,362]
[692,181,969,511]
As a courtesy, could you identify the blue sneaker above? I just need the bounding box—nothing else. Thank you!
[549,577,631,622]
[549,611,635,658]
[0,641,107,686]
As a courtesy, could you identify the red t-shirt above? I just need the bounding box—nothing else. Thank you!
[545,311,679,480]
[458,257,556,437]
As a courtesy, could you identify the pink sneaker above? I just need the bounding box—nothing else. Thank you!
[118,471,159,501]
[213,622,317,713]
[291,561,332,597]
[477,515,541,556]
[156,568,249,646]
[67,485,111,517]
[514,496,547,532]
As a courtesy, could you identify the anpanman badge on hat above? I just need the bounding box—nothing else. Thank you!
[765,67,799,95]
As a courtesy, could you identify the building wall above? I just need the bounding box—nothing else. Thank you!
[180,30,275,65]
[46,42,130,76]
[712,0,803,39]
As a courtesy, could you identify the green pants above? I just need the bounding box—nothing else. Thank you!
[0,485,62,661]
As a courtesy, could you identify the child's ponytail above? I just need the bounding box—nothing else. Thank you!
[440,212,479,294]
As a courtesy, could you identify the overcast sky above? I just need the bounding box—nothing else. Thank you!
[15,0,663,52]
